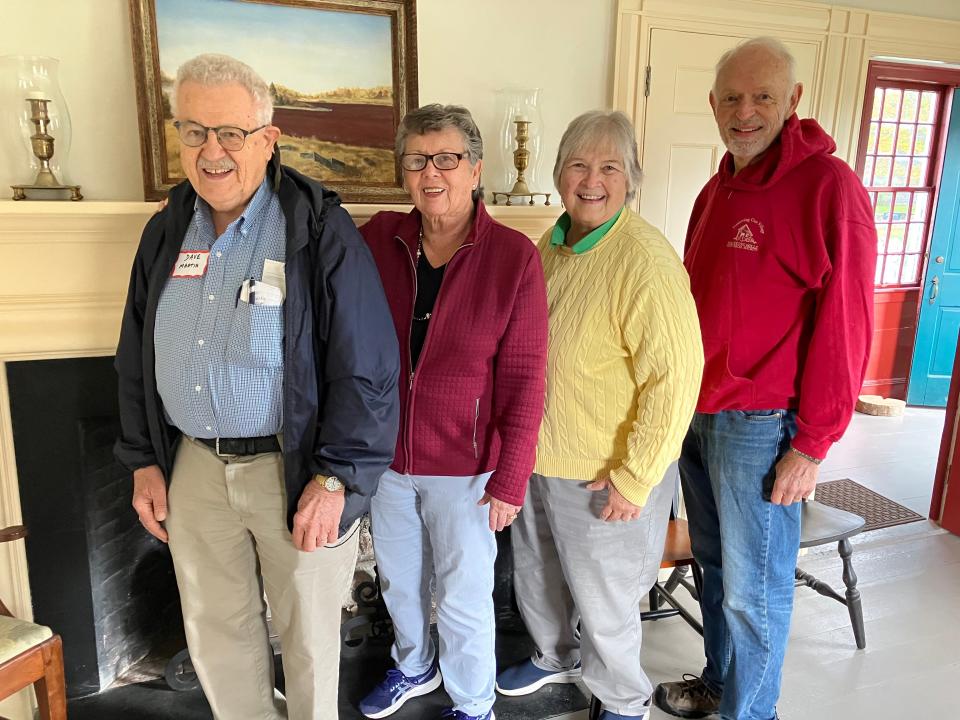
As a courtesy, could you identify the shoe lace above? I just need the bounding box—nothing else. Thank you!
[677,673,716,700]
[382,668,410,692]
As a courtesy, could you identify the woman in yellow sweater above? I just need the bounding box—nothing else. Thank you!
[494,111,704,719]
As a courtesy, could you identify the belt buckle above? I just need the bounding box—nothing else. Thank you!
[215,438,229,457]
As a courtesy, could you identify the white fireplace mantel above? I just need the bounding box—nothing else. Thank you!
[0,196,560,617]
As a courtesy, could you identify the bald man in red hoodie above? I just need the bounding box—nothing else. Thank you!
[654,37,876,720]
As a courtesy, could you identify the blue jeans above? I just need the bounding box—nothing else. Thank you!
[370,469,497,716]
[680,411,801,720]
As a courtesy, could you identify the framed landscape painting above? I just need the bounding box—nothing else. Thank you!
[129,0,418,202]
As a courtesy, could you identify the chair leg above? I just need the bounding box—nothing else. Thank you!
[649,585,661,612]
[690,560,704,603]
[35,635,67,720]
[838,539,866,650]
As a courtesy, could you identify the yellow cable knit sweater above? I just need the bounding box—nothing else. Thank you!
[534,207,704,506]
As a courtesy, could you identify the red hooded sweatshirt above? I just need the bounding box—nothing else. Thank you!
[684,115,876,459]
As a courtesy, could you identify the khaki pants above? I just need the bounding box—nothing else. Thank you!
[167,437,360,720]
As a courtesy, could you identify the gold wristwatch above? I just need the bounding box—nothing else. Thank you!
[314,474,345,492]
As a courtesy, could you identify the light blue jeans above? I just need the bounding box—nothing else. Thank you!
[680,410,801,720]
[370,469,497,716]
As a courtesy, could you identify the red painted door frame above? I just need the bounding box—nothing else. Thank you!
[855,61,960,401]
[932,348,960,534]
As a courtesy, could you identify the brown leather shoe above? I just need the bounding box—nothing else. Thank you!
[653,675,721,718]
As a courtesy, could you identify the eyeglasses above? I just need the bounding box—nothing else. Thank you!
[400,152,468,171]
[174,120,267,151]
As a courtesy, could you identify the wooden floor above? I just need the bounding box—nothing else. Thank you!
[556,407,958,720]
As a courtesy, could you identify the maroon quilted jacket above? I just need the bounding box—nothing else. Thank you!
[360,203,548,505]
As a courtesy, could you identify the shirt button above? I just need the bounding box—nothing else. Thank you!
[194,385,202,393]
[208,294,215,301]
[198,339,204,346]
[205,426,212,432]
[216,251,222,258]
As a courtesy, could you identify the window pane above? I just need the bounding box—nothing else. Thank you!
[910,157,929,186]
[871,88,883,121]
[893,192,911,221]
[876,223,889,253]
[877,123,896,154]
[875,259,884,285]
[918,92,938,123]
[901,91,920,123]
[875,191,893,221]
[891,157,910,186]
[906,223,926,253]
[896,125,915,155]
[883,255,902,285]
[882,90,902,121]
[867,122,879,154]
[914,125,932,156]
[874,157,893,186]
[901,254,921,285]
[864,157,875,184]
[911,191,929,221]
[887,224,906,253]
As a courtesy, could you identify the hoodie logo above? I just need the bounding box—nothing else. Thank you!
[728,218,765,252]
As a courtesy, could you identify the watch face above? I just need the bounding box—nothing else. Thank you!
[324,476,343,492]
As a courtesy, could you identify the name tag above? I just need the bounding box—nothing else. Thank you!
[172,251,210,278]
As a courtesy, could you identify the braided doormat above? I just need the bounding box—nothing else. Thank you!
[814,478,924,533]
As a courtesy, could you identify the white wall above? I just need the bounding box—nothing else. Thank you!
[0,0,615,201]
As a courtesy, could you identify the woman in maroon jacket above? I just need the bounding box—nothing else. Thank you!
[357,104,548,720]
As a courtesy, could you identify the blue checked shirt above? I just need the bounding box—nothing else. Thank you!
[155,179,286,439]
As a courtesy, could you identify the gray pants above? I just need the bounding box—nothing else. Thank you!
[512,471,675,716]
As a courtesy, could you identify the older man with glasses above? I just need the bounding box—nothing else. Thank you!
[114,53,399,720]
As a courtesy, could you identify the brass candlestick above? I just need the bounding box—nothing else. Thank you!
[492,118,551,206]
[11,97,82,200]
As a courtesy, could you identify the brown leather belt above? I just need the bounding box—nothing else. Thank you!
[197,436,280,456]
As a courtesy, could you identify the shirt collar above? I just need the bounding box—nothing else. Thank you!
[549,208,623,254]
[193,177,273,241]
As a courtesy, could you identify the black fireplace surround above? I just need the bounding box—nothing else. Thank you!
[7,357,183,698]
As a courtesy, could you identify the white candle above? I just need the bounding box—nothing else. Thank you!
[25,91,48,100]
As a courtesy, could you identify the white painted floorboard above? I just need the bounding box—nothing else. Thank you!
[549,408,958,719]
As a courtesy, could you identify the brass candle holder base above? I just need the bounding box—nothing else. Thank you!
[491,190,551,206]
[11,184,83,201]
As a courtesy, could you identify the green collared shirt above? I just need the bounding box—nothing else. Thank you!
[549,208,623,254]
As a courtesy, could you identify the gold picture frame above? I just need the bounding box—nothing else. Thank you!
[128,0,418,202]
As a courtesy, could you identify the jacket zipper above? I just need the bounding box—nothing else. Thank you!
[397,234,474,473]
[472,398,480,459]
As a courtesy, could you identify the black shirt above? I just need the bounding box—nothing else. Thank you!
[410,256,446,368]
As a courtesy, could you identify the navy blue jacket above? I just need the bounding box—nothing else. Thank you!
[114,164,400,534]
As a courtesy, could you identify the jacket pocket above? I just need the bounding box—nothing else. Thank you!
[472,398,480,459]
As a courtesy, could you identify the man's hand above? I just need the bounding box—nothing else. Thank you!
[586,477,643,521]
[477,493,521,532]
[132,464,169,542]
[292,480,345,552]
[770,450,819,505]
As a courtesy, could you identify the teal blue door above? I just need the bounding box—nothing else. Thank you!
[908,91,960,406]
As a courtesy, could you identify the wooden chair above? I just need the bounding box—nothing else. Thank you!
[640,518,704,635]
[0,526,66,720]
[795,499,867,649]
